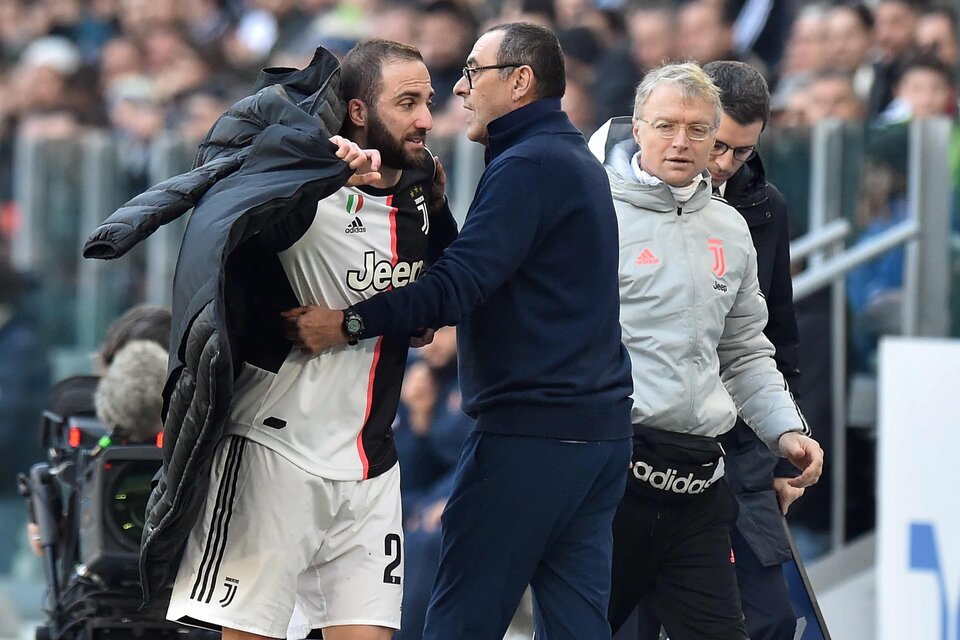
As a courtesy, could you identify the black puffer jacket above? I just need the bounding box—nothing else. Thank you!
[717,154,802,566]
[83,48,354,601]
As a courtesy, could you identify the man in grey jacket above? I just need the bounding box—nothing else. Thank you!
[588,62,823,640]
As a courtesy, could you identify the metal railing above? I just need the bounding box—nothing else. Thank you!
[789,116,953,551]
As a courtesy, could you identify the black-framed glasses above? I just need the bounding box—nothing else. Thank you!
[710,140,757,162]
[461,63,523,90]
[636,118,714,142]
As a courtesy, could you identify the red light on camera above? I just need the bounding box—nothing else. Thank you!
[68,426,81,448]
[156,432,163,448]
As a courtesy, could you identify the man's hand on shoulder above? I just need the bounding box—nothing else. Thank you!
[778,431,824,488]
[281,305,348,353]
[329,135,381,186]
[429,155,447,213]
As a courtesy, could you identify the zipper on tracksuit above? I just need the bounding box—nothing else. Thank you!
[676,205,700,427]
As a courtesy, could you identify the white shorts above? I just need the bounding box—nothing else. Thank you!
[167,435,403,638]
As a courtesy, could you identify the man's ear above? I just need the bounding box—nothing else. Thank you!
[347,98,368,128]
[511,65,536,102]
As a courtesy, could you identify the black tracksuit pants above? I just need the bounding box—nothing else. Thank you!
[608,481,750,640]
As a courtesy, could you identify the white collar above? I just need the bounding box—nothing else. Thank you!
[631,151,706,204]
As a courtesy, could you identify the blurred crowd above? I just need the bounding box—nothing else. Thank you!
[0,0,956,159]
[0,0,956,238]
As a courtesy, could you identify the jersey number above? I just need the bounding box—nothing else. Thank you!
[383,533,402,585]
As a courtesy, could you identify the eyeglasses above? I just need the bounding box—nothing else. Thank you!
[637,118,714,142]
[710,140,757,162]
[461,63,522,90]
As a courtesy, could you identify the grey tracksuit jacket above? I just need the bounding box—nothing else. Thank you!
[590,118,808,454]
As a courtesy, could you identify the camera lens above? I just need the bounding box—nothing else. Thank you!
[105,460,157,551]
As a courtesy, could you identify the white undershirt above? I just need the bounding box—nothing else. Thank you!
[631,151,705,205]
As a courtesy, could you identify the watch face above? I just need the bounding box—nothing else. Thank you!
[346,318,362,334]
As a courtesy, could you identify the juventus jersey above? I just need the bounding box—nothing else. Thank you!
[224,153,439,481]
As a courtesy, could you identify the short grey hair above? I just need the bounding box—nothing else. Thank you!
[632,62,722,126]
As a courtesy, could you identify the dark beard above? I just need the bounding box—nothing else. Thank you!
[366,110,426,170]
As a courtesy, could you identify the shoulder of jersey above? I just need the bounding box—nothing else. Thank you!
[396,150,436,191]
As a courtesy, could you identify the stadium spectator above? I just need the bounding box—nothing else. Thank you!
[416,1,476,109]
[626,2,675,75]
[0,261,50,493]
[915,6,959,75]
[825,3,875,102]
[591,2,671,128]
[806,70,866,123]
[678,1,737,67]
[779,3,830,81]
[878,53,956,124]
[868,0,919,118]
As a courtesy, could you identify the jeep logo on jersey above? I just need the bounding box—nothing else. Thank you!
[347,251,424,292]
[631,460,718,494]
[708,238,726,277]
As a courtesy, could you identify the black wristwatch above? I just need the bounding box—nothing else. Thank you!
[342,308,364,346]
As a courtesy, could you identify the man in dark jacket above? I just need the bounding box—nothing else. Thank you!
[283,22,634,640]
[706,60,803,640]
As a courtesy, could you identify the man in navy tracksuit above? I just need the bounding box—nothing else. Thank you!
[284,22,634,640]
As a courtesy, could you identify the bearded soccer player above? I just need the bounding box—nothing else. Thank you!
[166,40,457,640]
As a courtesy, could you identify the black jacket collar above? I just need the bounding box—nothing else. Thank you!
[721,154,772,226]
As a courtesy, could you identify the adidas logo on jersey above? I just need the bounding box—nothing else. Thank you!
[345,217,366,234]
[635,248,660,265]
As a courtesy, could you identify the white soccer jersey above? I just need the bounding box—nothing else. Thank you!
[224,155,441,480]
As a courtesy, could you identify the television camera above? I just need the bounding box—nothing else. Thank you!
[17,375,214,640]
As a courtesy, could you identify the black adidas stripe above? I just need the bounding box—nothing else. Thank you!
[190,436,247,603]
[190,436,240,601]
[204,438,247,603]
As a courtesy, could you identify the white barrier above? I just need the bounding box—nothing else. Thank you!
[878,337,960,640]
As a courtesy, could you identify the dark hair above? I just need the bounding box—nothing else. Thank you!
[516,0,556,24]
[422,0,478,31]
[485,22,565,99]
[830,2,874,31]
[703,60,770,127]
[920,5,958,30]
[339,39,424,123]
[558,26,601,65]
[98,304,172,368]
[894,51,956,88]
